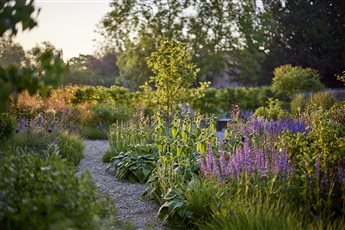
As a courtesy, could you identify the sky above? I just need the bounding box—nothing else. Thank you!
[14,0,112,61]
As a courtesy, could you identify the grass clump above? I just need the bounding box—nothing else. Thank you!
[5,130,84,166]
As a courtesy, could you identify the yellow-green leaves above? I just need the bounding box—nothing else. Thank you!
[142,39,199,118]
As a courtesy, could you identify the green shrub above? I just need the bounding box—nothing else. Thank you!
[157,180,219,228]
[0,113,15,140]
[290,93,305,116]
[108,144,158,183]
[201,206,302,230]
[189,87,219,114]
[71,85,132,105]
[290,91,336,116]
[81,126,108,140]
[90,103,134,126]
[305,90,335,113]
[0,148,117,230]
[9,131,55,155]
[64,70,116,87]
[105,113,154,162]
[254,98,289,120]
[276,111,345,217]
[6,131,84,166]
[56,131,84,166]
[144,112,215,211]
[271,65,325,97]
[329,101,345,125]
[189,87,277,114]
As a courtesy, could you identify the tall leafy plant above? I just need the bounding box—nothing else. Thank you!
[141,39,199,119]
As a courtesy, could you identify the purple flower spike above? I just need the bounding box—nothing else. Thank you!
[199,158,208,176]
[205,145,213,175]
[220,150,227,176]
[212,156,220,178]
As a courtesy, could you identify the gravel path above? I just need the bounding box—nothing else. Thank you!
[76,140,165,230]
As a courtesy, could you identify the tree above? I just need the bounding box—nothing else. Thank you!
[231,0,270,85]
[0,0,68,112]
[101,0,242,88]
[102,0,345,88]
[66,50,119,87]
[262,0,345,87]
[0,37,28,67]
[115,32,156,89]
[0,0,38,36]
[142,39,199,118]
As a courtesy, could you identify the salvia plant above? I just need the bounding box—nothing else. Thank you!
[199,141,292,181]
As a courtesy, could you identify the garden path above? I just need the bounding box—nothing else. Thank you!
[76,140,165,230]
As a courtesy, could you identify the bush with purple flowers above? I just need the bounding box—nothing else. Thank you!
[196,109,345,227]
[199,141,292,180]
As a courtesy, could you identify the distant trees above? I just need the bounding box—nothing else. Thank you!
[65,50,119,87]
[0,0,67,112]
[101,0,345,88]
[262,0,345,87]
[0,37,27,67]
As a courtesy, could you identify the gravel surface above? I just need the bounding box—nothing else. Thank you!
[76,140,165,230]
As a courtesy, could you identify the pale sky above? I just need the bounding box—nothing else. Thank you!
[14,0,112,61]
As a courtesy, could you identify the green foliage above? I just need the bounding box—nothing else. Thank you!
[189,86,276,114]
[64,70,116,87]
[290,93,306,116]
[105,113,154,162]
[305,90,335,114]
[157,178,218,227]
[263,1,345,87]
[100,0,277,86]
[8,131,56,155]
[0,113,15,140]
[108,144,158,183]
[115,33,156,90]
[0,148,117,230]
[90,103,135,126]
[56,131,84,166]
[254,98,289,120]
[0,37,27,68]
[337,71,345,85]
[80,126,108,140]
[276,111,345,217]
[0,0,38,36]
[70,85,137,130]
[0,3,68,113]
[144,112,216,221]
[232,0,271,85]
[290,91,336,116]
[0,48,68,112]
[271,65,325,97]
[194,177,304,230]
[142,39,199,118]
[101,0,345,87]
[101,1,231,85]
[65,52,119,87]
[6,130,84,166]
[329,101,345,125]
[71,85,132,105]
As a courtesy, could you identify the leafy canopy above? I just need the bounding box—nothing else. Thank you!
[0,0,68,112]
[142,39,199,117]
[271,65,325,97]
